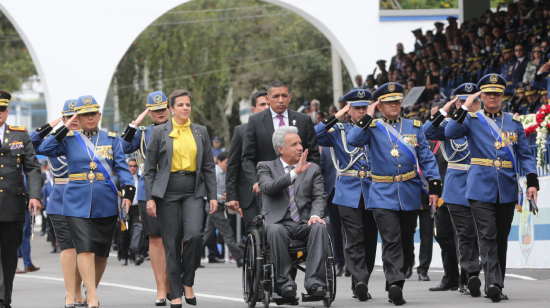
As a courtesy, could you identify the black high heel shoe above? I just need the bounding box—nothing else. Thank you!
[170,304,182,308]
[74,301,86,307]
[185,297,197,306]
[155,298,167,306]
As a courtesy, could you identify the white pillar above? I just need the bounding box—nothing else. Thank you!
[331,45,343,108]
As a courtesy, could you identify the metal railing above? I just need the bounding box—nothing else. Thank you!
[517,142,550,177]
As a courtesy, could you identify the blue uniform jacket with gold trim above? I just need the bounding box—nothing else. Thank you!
[423,116,470,207]
[315,119,371,209]
[38,130,134,218]
[121,125,153,201]
[445,111,536,204]
[348,118,440,211]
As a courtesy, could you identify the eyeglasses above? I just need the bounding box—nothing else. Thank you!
[129,165,138,168]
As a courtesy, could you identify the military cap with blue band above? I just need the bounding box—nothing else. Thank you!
[62,99,78,116]
[342,89,372,106]
[74,95,100,114]
[476,74,506,93]
[373,82,405,102]
[147,91,168,111]
[453,83,479,100]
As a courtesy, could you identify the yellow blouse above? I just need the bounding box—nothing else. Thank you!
[169,118,197,172]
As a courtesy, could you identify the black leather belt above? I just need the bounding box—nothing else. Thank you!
[172,170,196,176]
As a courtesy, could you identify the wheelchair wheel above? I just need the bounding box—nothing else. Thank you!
[243,230,262,307]
[263,290,270,308]
[323,236,337,307]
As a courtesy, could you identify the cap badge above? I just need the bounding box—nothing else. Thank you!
[153,95,162,103]
[388,83,395,92]
[465,84,473,92]
[490,74,498,84]
[83,97,93,105]
[357,90,365,98]
[69,101,77,109]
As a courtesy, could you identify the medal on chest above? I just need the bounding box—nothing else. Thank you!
[391,148,400,157]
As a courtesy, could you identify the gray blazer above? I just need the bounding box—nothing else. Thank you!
[144,120,217,201]
[257,158,326,226]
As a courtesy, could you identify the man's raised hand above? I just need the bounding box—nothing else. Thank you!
[294,149,311,175]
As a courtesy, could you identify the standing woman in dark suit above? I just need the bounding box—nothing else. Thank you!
[144,90,217,307]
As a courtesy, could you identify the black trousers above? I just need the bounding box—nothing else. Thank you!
[157,173,204,298]
[372,208,417,291]
[326,191,345,268]
[434,205,461,286]
[468,199,515,289]
[119,205,142,260]
[0,221,24,306]
[414,208,433,274]
[338,196,378,288]
[241,199,259,237]
[448,203,480,284]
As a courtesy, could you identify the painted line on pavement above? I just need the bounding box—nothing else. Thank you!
[19,275,244,302]
[374,270,537,280]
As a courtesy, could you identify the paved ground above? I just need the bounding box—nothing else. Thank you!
[13,235,550,307]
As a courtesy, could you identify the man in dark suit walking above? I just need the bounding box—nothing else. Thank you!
[257,126,327,298]
[225,91,269,235]
[242,80,320,198]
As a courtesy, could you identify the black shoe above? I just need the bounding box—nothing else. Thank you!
[155,299,167,306]
[404,266,413,279]
[145,255,151,261]
[64,305,75,308]
[120,259,128,266]
[135,255,145,266]
[344,266,351,277]
[129,258,135,264]
[500,293,508,300]
[467,276,481,297]
[208,258,225,264]
[354,282,369,301]
[170,305,182,308]
[307,284,325,297]
[166,293,171,301]
[74,301,86,307]
[458,284,470,295]
[335,265,344,277]
[185,297,197,306]
[388,285,406,305]
[418,273,430,281]
[112,244,118,251]
[40,230,46,236]
[280,286,297,298]
[429,283,458,291]
[50,246,57,253]
[486,285,501,302]
[236,258,244,268]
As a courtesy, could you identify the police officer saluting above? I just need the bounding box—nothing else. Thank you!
[347,83,442,305]
[445,74,539,302]
[424,83,482,295]
[315,89,378,301]
[0,90,42,308]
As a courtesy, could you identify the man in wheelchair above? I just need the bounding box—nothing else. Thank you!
[257,126,328,299]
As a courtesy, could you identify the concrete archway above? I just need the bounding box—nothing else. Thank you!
[0,0,441,120]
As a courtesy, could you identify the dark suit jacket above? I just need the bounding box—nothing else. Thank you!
[225,123,255,208]
[242,108,320,186]
[319,147,336,198]
[144,120,217,201]
[257,158,325,226]
[512,57,528,86]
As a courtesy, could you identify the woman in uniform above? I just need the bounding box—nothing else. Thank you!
[121,91,170,306]
[39,95,135,308]
[30,100,86,308]
[144,90,217,307]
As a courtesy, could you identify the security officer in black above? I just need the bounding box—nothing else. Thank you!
[0,90,42,308]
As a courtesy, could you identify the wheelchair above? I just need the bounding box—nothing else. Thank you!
[242,215,336,308]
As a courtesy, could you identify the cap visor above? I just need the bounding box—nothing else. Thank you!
[481,87,504,93]
[149,105,167,111]
[350,102,370,107]
[76,107,100,114]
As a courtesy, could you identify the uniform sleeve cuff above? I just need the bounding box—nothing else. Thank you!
[122,184,136,201]
[451,107,468,124]
[429,179,442,196]
[121,125,138,142]
[526,173,539,190]
[321,115,338,130]
[429,111,445,127]
[53,126,70,142]
[36,123,53,139]
[356,114,373,130]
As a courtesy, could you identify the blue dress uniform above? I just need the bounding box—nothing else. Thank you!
[445,74,539,301]
[347,83,441,304]
[499,44,515,92]
[30,99,81,252]
[315,89,377,301]
[517,85,539,115]
[424,83,481,292]
[120,91,168,238]
[38,95,135,257]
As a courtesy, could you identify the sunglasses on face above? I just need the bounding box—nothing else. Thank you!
[129,165,138,167]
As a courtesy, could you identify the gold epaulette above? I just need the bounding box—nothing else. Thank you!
[413,120,421,127]
[513,114,520,122]
[468,112,478,118]
[369,119,379,127]
[108,132,117,138]
[67,131,74,136]
[8,125,25,131]
[139,126,147,131]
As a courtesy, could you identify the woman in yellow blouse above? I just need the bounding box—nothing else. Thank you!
[144,90,217,307]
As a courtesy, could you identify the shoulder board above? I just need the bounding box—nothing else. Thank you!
[369,119,379,127]
[413,120,421,127]
[335,122,344,130]
[108,132,117,138]
[8,125,25,131]
[513,114,520,122]
[139,126,147,131]
[67,131,74,137]
[468,112,478,118]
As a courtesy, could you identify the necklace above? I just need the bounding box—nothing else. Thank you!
[83,130,101,179]
[383,120,403,157]
[484,112,505,150]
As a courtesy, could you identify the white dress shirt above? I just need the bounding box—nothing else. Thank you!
[0,123,5,147]
[270,107,289,130]
[132,173,139,206]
